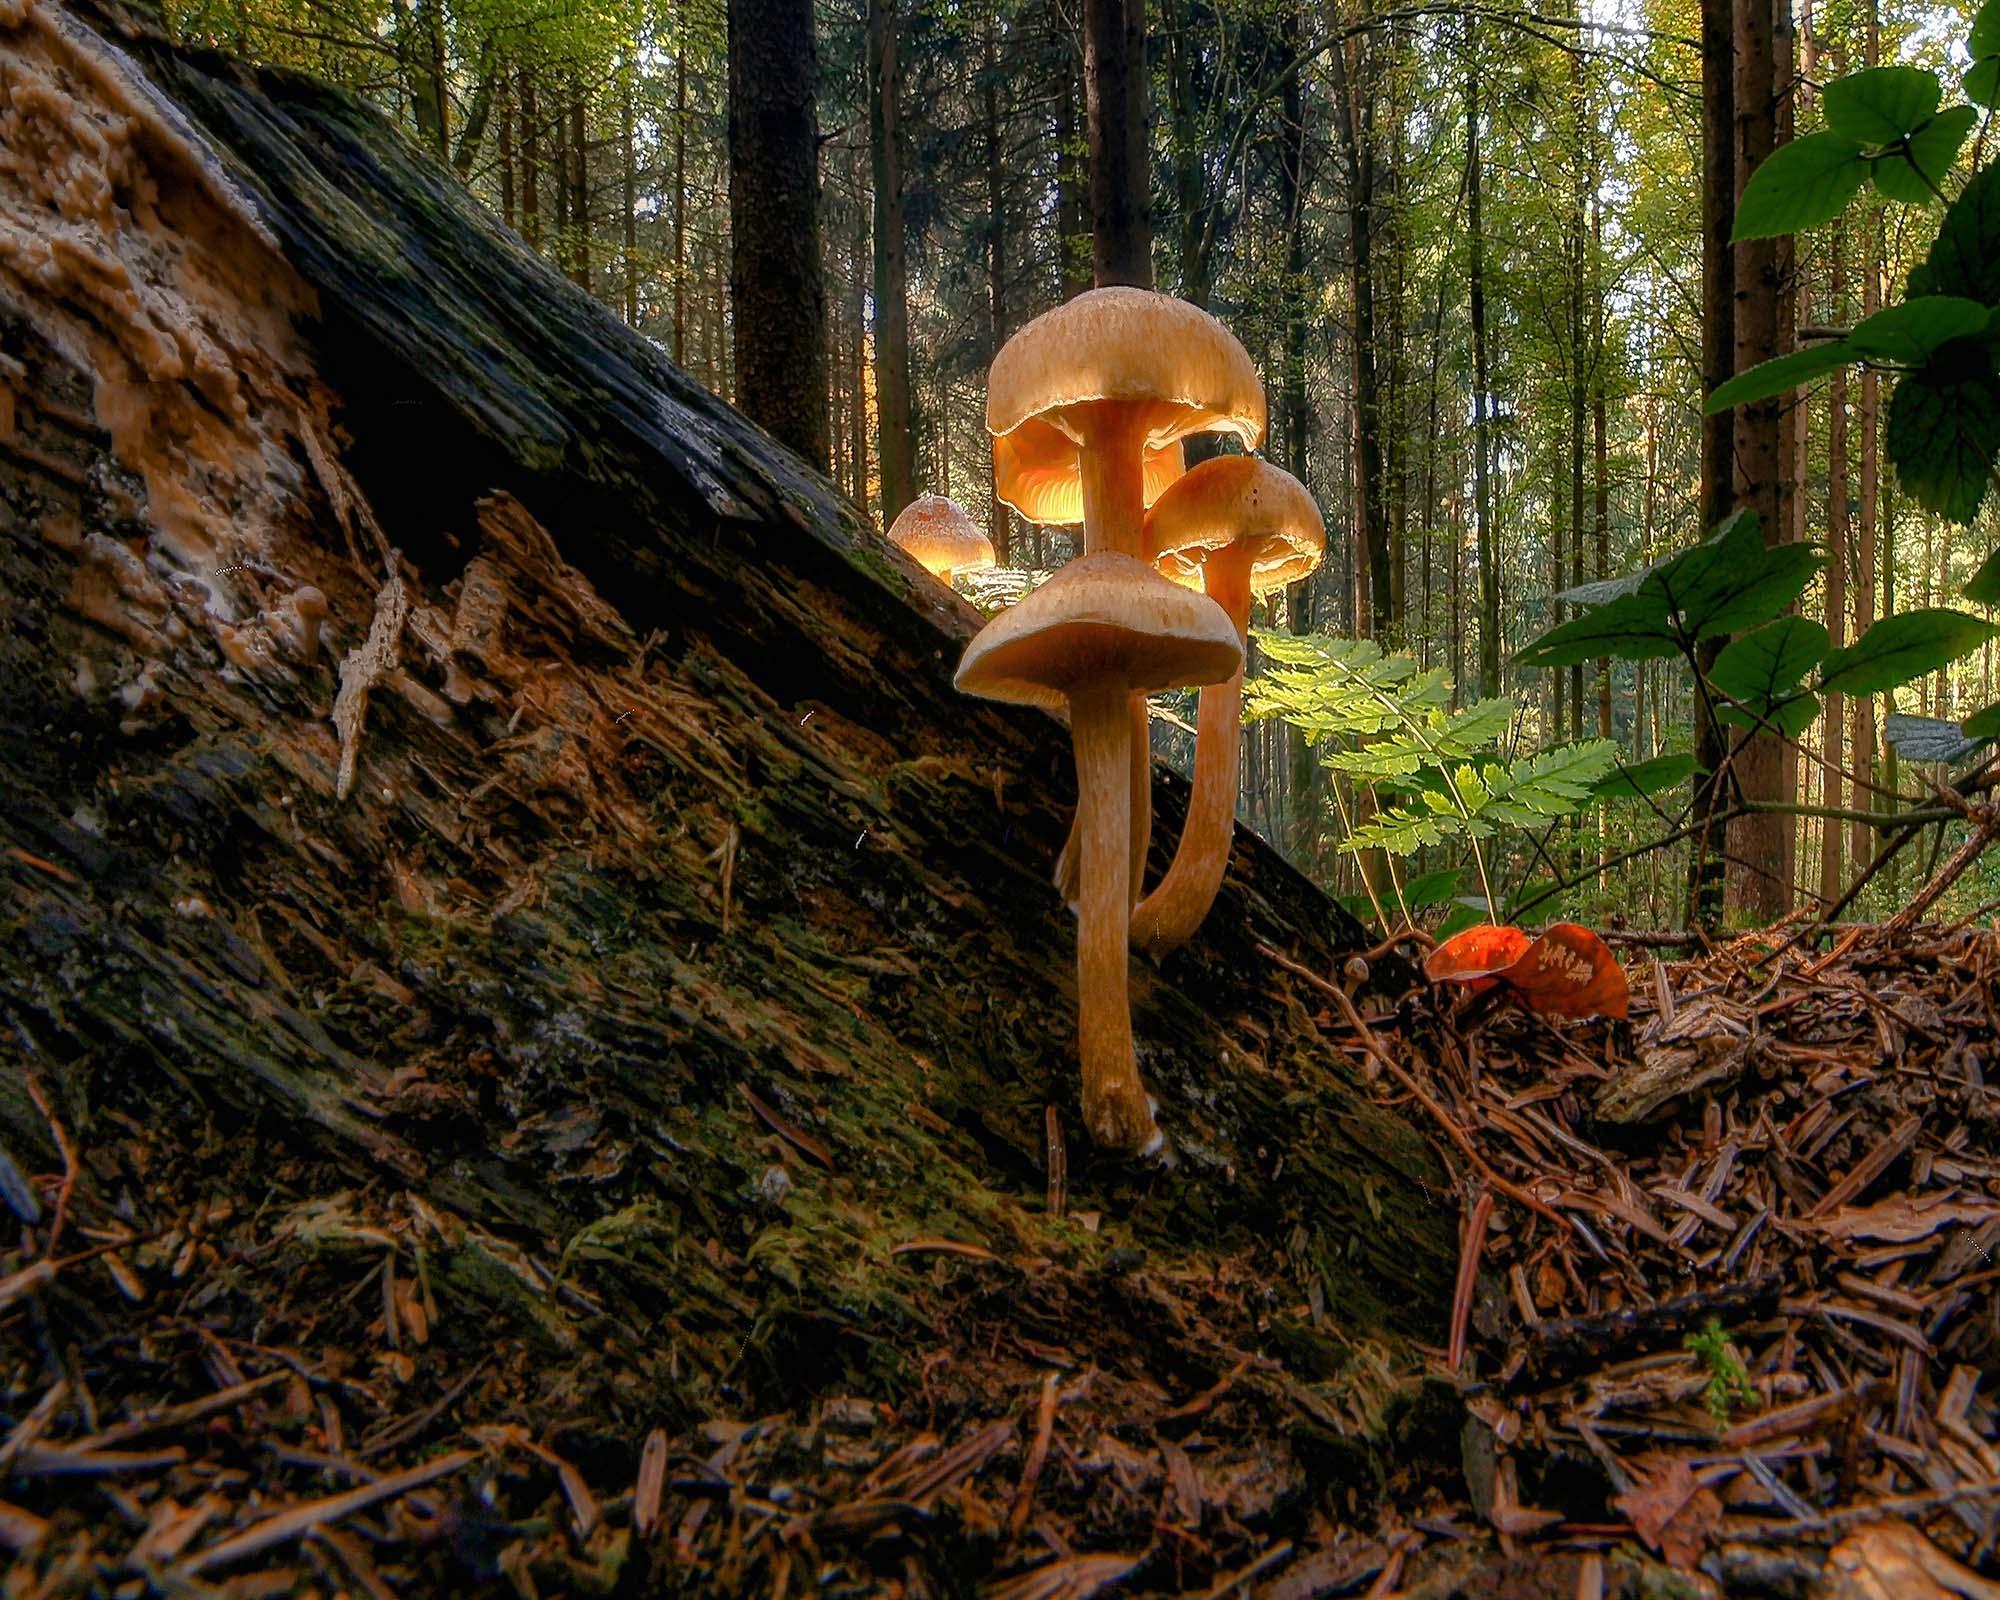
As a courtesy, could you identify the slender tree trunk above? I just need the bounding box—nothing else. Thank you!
[622,67,638,325]
[1083,0,1150,286]
[673,11,690,363]
[1329,25,1388,636]
[1688,0,1735,923]
[1567,49,1589,743]
[1593,199,1610,744]
[499,73,516,229]
[849,146,870,500]
[727,0,830,465]
[985,14,1012,563]
[1280,0,1317,857]
[572,86,591,291]
[869,0,916,520]
[1466,37,1497,697]
[1054,25,1090,299]
[1724,0,1794,919]
[1851,4,1881,875]
[520,68,541,249]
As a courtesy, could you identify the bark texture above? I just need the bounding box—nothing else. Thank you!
[0,2,1453,1583]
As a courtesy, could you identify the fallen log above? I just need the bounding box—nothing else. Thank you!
[0,2,1454,1585]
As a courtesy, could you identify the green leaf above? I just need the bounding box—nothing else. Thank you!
[1968,57,2000,109]
[1964,546,2000,605]
[1479,741,1622,826]
[1524,512,1822,665]
[1719,691,1822,738]
[1963,701,2000,738]
[1846,296,1995,364]
[1908,164,2000,302]
[1591,752,1698,798]
[1707,340,1859,413]
[1516,590,1683,666]
[1710,616,1831,705]
[1818,608,2000,693]
[1971,0,2000,63]
[1434,900,1488,938]
[1871,106,1979,204]
[1400,867,1463,909]
[1823,66,1941,143]
[1886,360,2000,523]
[1732,131,1870,240]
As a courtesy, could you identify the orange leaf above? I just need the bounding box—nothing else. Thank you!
[1423,925,1533,992]
[1503,923,1629,1020]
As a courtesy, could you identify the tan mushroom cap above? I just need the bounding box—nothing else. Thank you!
[888,494,996,575]
[992,429,1187,526]
[988,288,1266,506]
[1145,455,1326,595]
[956,552,1242,708]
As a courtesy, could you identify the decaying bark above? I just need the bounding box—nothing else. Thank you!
[0,2,1452,1584]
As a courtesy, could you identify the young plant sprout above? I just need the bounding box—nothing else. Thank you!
[887,494,995,586]
[988,287,1266,909]
[956,553,1240,1151]
[1131,456,1323,956]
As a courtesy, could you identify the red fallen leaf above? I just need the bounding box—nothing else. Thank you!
[1424,922,1629,1020]
[1615,1457,1722,1571]
[1423,925,1533,992]
[1503,922,1630,1020]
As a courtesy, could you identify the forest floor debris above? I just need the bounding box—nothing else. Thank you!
[3,922,1996,1596]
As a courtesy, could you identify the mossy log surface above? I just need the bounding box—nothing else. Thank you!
[0,3,1455,1587]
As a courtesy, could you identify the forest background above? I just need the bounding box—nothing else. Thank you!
[157,0,2000,934]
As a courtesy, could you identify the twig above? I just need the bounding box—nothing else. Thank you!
[1008,1373,1058,1538]
[182,1447,478,1573]
[1448,1191,1494,1372]
[1257,943,1566,1228]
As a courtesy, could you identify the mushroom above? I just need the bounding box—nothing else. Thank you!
[1129,455,1323,958]
[989,287,1265,906]
[887,494,996,586]
[956,552,1240,1150]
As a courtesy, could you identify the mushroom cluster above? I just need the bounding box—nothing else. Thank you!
[954,287,1326,1151]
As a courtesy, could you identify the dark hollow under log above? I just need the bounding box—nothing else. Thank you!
[0,2,1455,1585]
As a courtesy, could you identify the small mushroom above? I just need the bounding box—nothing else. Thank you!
[283,585,330,666]
[990,288,1265,908]
[1129,456,1323,957]
[957,552,1240,1150]
[886,494,995,586]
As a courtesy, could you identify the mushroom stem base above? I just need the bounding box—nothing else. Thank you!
[1070,680,1160,1152]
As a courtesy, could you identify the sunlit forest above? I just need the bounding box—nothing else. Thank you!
[159,0,2000,934]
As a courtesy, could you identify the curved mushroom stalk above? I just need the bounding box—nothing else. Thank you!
[1130,545,1253,958]
[1054,693,1150,909]
[1068,680,1160,1152]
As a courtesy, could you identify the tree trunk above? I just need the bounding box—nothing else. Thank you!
[1852,3,1881,877]
[1466,37,1498,698]
[985,13,1012,564]
[1082,0,1150,286]
[674,11,690,364]
[1,18,1454,1586]
[622,66,638,326]
[571,84,591,292]
[1724,0,1794,920]
[519,66,541,249]
[499,71,515,229]
[1329,25,1387,637]
[1688,0,1734,924]
[728,0,830,466]
[868,0,915,520]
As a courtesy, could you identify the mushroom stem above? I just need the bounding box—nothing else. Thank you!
[1130,545,1253,958]
[1069,679,1160,1152]
[1053,690,1150,910]
[1076,403,1149,558]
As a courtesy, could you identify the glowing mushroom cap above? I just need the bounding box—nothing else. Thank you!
[992,427,1188,527]
[988,288,1266,519]
[955,552,1242,709]
[887,494,996,576]
[1145,455,1326,595]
